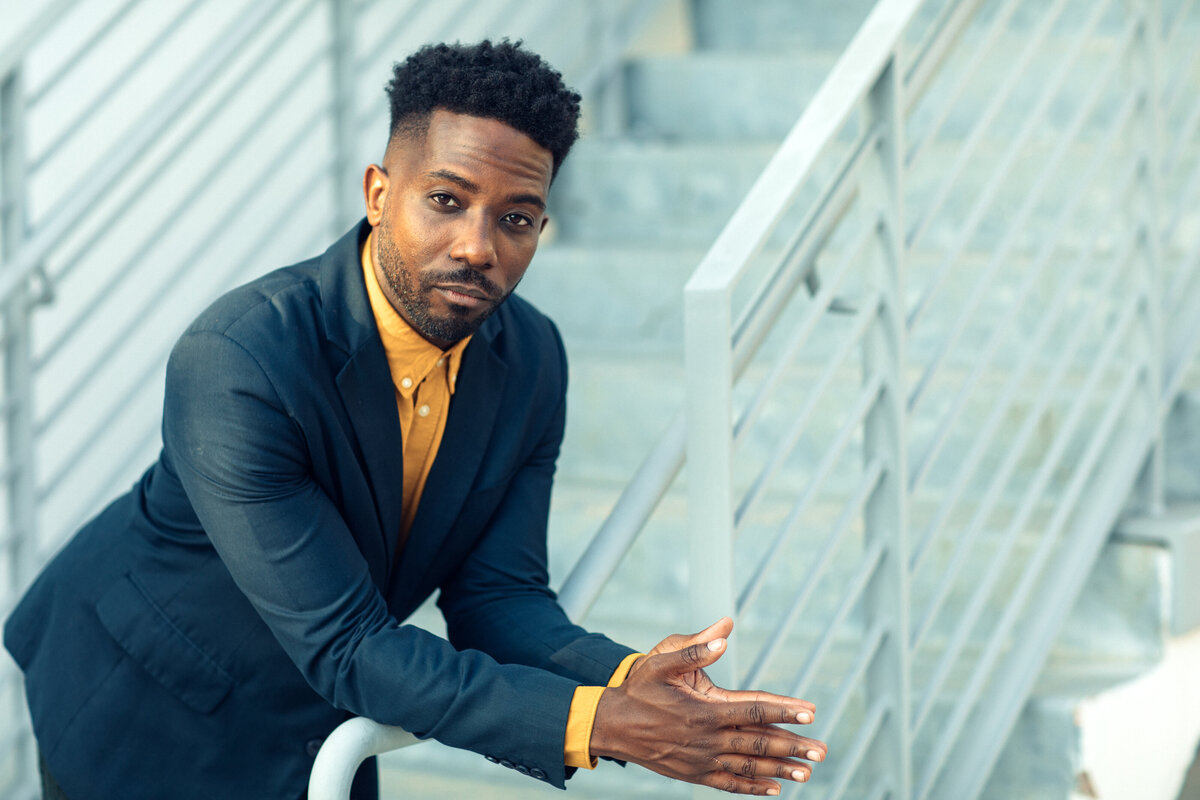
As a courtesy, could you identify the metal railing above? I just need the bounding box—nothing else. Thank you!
[661,0,1196,798]
[0,1,658,796]
[318,0,1200,796]
[3,0,1200,798]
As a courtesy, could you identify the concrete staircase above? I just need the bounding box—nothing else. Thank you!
[380,1,1191,797]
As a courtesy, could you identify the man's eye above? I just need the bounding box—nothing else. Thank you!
[431,193,459,207]
[504,213,532,227]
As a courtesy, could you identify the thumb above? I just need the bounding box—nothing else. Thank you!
[669,635,726,675]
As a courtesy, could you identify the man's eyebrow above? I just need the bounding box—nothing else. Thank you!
[426,169,479,193]
[425,169,546,211]
[507,192,546,211]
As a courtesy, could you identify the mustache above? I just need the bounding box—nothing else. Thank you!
[422,267,504,301]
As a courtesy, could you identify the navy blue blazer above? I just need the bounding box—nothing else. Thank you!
[4,221,634,799]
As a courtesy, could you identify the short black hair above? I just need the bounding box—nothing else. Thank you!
[386,40,581,177]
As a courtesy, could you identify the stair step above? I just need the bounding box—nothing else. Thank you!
[690,0,878,53]
[623,52,834,141]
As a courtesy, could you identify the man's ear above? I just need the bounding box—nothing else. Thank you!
[363,164,388,226]
[540,214,550,234]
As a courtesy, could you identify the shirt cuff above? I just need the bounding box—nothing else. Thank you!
[563,653,644,770]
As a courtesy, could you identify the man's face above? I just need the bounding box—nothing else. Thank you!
[364,109,553,348]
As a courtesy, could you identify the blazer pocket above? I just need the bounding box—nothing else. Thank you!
[95,573,235,714]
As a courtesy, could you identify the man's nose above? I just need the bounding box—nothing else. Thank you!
[449,216,496,268]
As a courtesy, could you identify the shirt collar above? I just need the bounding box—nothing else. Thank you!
[361,231,470,398]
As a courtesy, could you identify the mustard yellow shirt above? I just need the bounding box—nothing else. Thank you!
[361,232,638,769]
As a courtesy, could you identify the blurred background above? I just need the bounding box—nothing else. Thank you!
[1,0,1199,797]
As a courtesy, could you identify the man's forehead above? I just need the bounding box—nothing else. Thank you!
[387,109,553,182]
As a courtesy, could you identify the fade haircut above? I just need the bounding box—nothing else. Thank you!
[385,40,582,178]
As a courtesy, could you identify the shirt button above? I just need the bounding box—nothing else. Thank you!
[436,357,445,367]
[400,377,413,389]
[417,404,430,417]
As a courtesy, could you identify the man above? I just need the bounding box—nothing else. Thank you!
[5,41,825,798]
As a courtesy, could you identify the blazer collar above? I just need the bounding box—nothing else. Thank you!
[318,220,507,591]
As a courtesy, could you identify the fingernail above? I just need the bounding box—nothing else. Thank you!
[767,789,780,797]
[792,769,807,782]
[807,749,822,762]
[707,638,724,651]
[796,711,812,723]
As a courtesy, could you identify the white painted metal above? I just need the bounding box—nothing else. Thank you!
[307,717,422,800]
[4,1,1200,798]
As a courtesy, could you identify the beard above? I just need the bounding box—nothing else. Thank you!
[375,216,510,345]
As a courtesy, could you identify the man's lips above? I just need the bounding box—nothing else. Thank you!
[435,284,495,308]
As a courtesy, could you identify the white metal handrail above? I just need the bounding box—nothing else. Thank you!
[4,1,1200,799]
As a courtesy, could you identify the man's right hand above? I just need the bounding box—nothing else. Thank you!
[589,619,827,796]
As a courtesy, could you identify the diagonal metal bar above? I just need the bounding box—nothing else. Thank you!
[1163,110,1200,245]
[911,294,1143,740]
[686,0,923,300]
[812,700,890,800]
[736,375,883,615]
[1162,87,1200,177]
[0,0,292,307]
[28,0,209,173]
[812,621,887,743]
[908,93,1140,493]
[909,174,1139,578]
[735,290,878,529]
[741,459,884,687]
[915,363,1143,800]
[907,11,1136,408]
[34,101,328,436]
[904,0,1078,257]
[903,0,988,113]
[909,225,1136,642]
[733,224,872,450]
[557,412,685,621]
[36,162,329,506]
[0,0,83,80]
[27,0,144,107]
[1165,0,1198,49]
[790,539,885,701]
[40,0,323,360]
[730,128,877,378]
[905,0,1023,168]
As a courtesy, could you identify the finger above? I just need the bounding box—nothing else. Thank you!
[701,770,783,796]
[703,687,818,720]
[647,617,734,657]
[720,727,828,763]
[716,754,813,784]
[718,697,826,728]
[666,636,726,676]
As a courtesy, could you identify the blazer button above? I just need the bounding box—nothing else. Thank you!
[499,759,514,769]
[484,755,499,763]
[531,768,547,780]
[305,739,324,758]
[516,765,530,775]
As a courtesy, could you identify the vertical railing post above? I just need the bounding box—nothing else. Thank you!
[684,276,735,800]
[329,0,358,233]
[1129,0,1165,513]
[683,280,736,689]
[860,56,912,800]
[1,62,39,793]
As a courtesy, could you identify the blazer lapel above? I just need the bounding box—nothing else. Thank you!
[389,320,507,605]
[321,221,406,578]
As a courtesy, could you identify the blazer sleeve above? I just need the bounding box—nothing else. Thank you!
[163,328,584,788]
[435,336,636,685]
